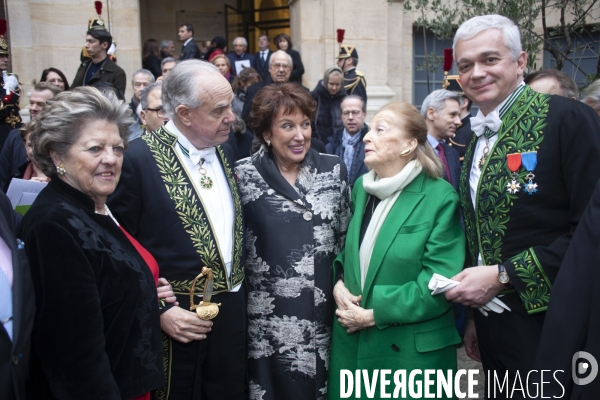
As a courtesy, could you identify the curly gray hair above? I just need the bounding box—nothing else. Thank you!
[31,87,134,176]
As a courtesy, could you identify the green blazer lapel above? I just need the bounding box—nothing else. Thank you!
[350,182,369,290]
[362,173,425,298]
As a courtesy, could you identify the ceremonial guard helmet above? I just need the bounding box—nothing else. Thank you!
[337,44,358,60]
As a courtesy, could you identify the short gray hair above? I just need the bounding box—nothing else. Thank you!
[232,37,248,47]
[341,95,366,113]
[161,57,179,69]
[131,69,155,86]
[269,50,293,68]
[140,81,162,110]
[420,89,461,117]
[453,14,522,62]
[31,87,133,177]
[160,39,174,49]
[161,60,221,120]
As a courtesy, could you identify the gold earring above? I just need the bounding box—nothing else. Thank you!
[56,163,66,175]
[267,140,271,146]
[399,149,411,157]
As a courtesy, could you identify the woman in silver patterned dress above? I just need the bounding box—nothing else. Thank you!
[234,83,350,400]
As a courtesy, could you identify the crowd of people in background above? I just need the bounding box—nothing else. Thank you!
[4,10,600,400]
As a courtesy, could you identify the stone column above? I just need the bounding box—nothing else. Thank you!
[289,0,405,116]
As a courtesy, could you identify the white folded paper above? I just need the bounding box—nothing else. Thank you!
[428,273,511,316]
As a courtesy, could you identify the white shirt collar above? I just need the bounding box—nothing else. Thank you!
[165,120,216,165]
[184,38,193,46]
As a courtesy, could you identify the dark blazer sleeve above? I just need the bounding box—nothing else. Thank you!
[113,68,127,98]
[71,64,86,89]
[288,49,305,84]
[180,44,191,60]
[534,179,600,396]
[504,101,600,302]
[23,220,121,399]
[180,41,201,60]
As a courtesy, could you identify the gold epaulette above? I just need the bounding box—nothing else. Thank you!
[355,69,364,77]
[448,137,466,147]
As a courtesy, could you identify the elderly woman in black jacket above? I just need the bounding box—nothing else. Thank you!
[18,87,174,400]
[311,66,347,143]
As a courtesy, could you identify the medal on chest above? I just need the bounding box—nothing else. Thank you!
[506,153,522,194]
[521,152,538,195]
[198,158,214,190]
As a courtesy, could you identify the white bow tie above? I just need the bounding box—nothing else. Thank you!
[188,147,216,166]
[470,110,502,137]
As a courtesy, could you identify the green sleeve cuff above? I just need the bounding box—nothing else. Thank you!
[506,248,552,314]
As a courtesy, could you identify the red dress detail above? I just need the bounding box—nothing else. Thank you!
[119,225,159,285]
[119,225,159,400]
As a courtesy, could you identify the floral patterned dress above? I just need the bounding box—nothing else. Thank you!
[235,147,351,400]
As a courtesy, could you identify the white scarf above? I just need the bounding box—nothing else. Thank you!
[359,159,423,290]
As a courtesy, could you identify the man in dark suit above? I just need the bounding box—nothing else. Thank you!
[251,34,272,81]
[0,192,34,400]
[226,37,253,78]
[71,27,126,95]
[325,95,369,185]
[108,60,246,400]
[444,75,474,164]
[421,89,462,191]
[242,50,291,122]
[178,23,201,60]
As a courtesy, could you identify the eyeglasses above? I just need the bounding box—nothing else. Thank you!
[145,107,168,118]
[342,110,362,117]
[134,82,150,89]
[272,63,291,70]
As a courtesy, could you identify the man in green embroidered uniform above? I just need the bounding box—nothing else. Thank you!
[444,15,600,398]
[108,60,246,400]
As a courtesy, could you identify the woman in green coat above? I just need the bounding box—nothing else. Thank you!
[328,102,465,400]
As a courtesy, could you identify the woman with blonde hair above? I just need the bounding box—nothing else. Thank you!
[328,101,465,399]
[211,54,233,83]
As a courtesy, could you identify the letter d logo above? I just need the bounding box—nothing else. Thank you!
[572,351,598,386]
